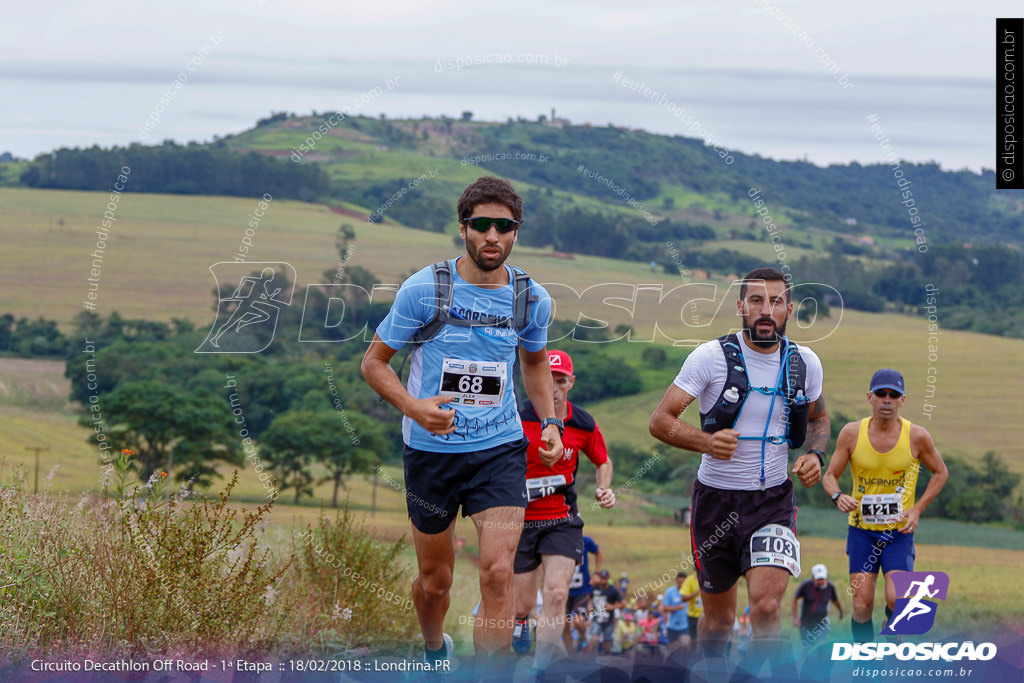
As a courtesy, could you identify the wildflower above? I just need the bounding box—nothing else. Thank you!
[332,602,354,621]
[264,585,278,605]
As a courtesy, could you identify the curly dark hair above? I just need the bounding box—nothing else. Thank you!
[739,267,790,302]
[456,176,524,224]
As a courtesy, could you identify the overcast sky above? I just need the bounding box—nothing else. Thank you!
[0,0,999,75]
[0,1,1016,169]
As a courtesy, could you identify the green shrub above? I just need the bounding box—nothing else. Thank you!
[286,505,419,655]
[0,453,418,662]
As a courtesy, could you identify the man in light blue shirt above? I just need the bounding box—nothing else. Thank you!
[362,176,564,670]
[662,571,692,657]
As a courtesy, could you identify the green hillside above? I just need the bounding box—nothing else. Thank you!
[2,187,1022,491]
[11,114,1023,337]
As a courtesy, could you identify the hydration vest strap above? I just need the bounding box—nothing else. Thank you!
[412,261,454,344]
[395,260,535,385]
[699,333,808,443]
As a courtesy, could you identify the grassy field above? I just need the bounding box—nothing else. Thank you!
[0,345,1020,647]
[2,184,1023,477]
[5,453,1021,654]
[249,468,1024,647]
[0,355,1019,654]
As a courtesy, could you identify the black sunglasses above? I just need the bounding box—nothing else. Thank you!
[462,216,520,234]
[873,389,902,399]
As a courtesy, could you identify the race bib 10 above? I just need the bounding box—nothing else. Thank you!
[526,474,568,502]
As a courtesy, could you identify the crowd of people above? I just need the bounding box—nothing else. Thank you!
[510,559,848,661]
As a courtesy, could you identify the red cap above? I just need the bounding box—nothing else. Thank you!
[548,349,574,376]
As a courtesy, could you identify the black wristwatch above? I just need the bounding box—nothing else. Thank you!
[807,448,826,467]
[541,417,564,436]
[831,491,842,507]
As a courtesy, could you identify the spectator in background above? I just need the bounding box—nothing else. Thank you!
[792,563,844,647]
[588,570,624,654]
[661,571,691,656]
[565,535,602,651]
[614,609,638,655]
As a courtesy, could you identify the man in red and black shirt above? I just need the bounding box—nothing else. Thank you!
[513,349,615,672]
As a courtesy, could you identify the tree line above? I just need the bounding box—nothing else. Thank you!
[56,231,645,504]
[19,141,330,200]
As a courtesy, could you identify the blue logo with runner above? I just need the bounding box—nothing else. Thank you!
[883,571,949,635]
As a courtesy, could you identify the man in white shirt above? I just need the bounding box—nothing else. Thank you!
[650,267,830,674]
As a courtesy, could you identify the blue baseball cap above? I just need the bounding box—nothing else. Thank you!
[870,369,905,394]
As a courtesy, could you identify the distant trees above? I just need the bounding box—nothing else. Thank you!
[60,243,402,501]
[20,141,330,201]
[256,112,290,127]
[0,315,67,357]
[918,451,1022,524]
[553,343,643,404]
[92,380,240,487]
[260,410,383,505]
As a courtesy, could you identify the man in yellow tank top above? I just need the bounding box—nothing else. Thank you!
[822,369,947,643]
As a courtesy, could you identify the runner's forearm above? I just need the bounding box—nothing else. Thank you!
[803,413,830,455]
[595,461,613,491]
[520,350,557,419]
[361,351,415,415]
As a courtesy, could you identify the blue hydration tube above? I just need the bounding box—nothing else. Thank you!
[735,344,795,490]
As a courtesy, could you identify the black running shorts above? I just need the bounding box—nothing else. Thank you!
[513,514,584,573]
[402,435,528,534]
[689,478,797,593]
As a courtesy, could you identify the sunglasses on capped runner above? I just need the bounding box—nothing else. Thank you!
[461,216,521,234]
[873,389,903,399]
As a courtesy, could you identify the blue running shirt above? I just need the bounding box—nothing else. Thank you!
[375,258,552,452]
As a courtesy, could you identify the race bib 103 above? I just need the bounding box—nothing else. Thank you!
[749,524,801,577]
